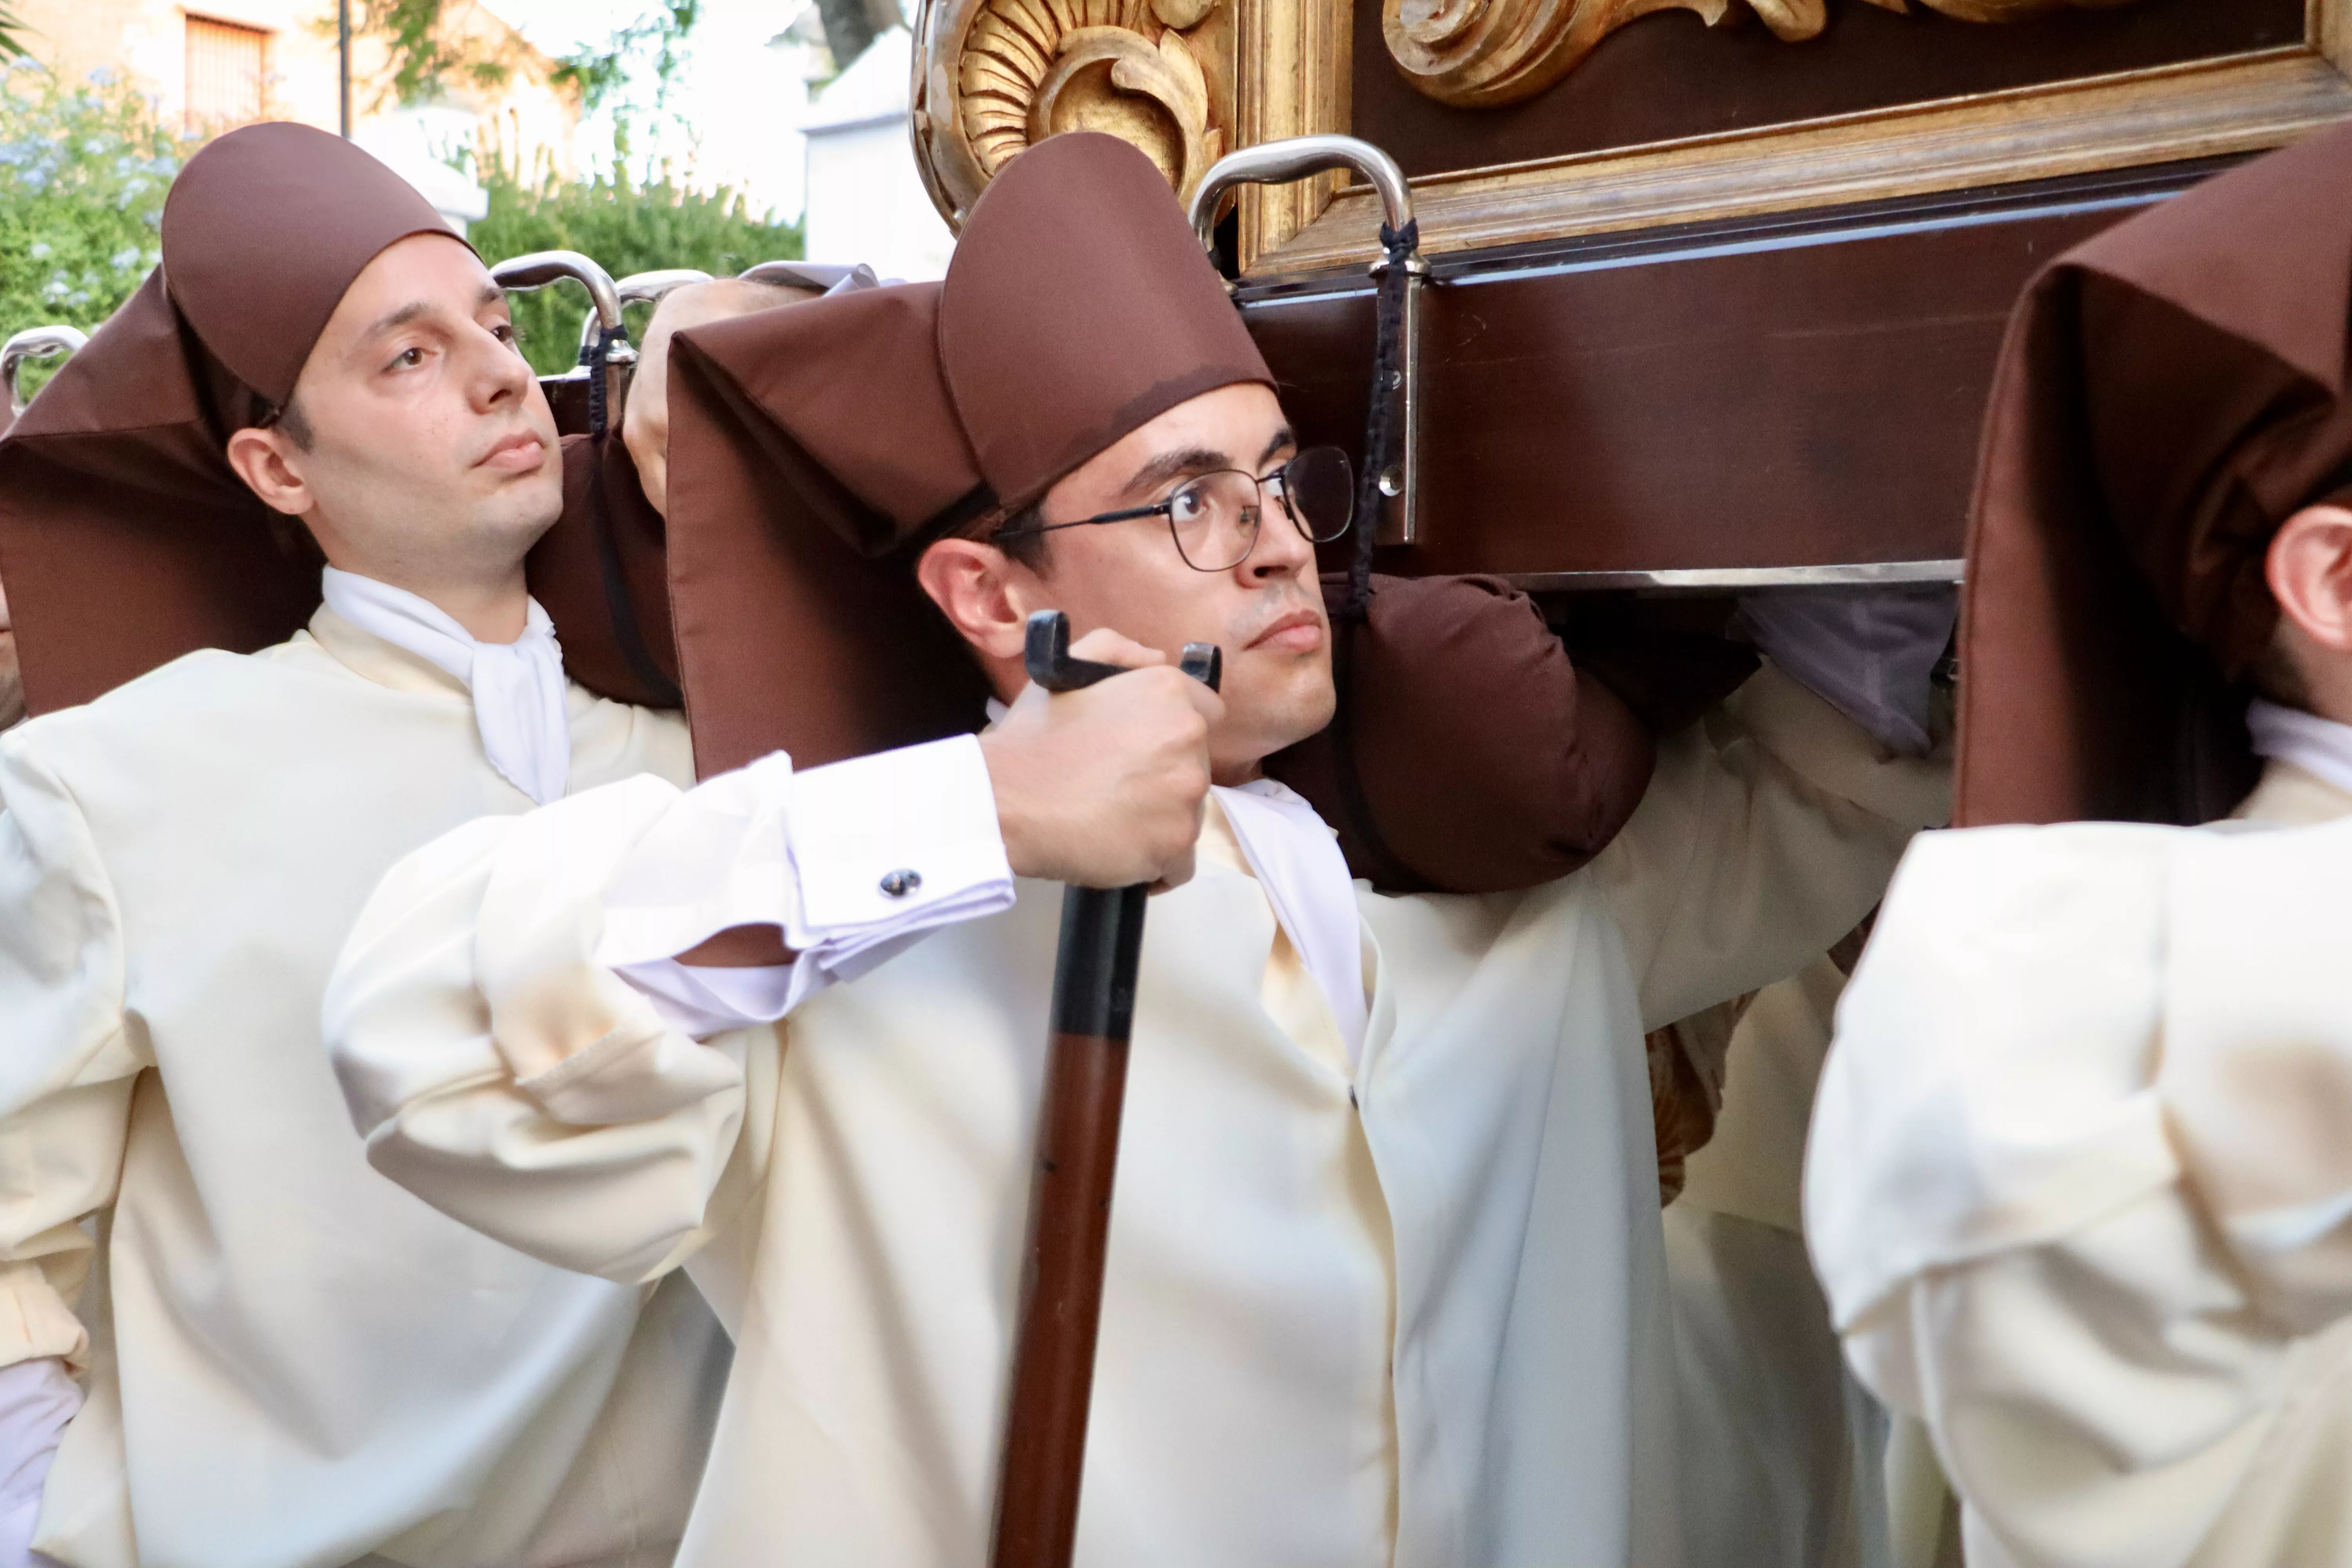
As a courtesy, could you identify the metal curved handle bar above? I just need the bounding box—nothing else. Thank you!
[739,260,874,291]
[491,250,624,326]
[491,249,632,366]
[4,324,90,416]
[1187,135,1414,258]
[617,267,714,305]
[490,251,635,377]
[577,268,715,350]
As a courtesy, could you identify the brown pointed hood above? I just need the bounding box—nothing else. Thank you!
[664,131,1269,776]
[1958,121,2352,826]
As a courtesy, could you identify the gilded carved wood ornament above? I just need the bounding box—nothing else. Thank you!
[1388,0,2150,109]
[913,0,2158,240]
[912,0,1236,230]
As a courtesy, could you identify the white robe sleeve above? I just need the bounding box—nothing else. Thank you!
[325,737,1012,1282]
[0,739,143,1376]
[604,736,1014,1032]
[1804,821,2352,1568]
[326,775,760,1283]
[1593,661,1952,1031]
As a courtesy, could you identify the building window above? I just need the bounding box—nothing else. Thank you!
[185,16,268,132]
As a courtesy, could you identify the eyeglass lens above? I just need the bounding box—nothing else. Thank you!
[1166,447,1356,571]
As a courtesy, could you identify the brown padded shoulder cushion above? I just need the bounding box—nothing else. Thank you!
[1266,573,1656,895]
[526,432,683,709]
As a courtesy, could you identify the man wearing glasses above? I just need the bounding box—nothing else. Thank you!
[324,132,1946,1567]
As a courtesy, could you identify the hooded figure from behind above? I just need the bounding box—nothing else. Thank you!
[1811,119,2352,1568]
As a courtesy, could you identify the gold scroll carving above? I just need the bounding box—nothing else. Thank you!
[912,0,1235,232]
[1387,0,2150,111]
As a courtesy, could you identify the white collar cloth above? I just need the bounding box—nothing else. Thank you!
[2247,698,2352,799]
[320,568,571,805]
[980,696,1367,1062]
[1212,779,1369,1065]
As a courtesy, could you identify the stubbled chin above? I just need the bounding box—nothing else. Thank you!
[1223,668,1336,772]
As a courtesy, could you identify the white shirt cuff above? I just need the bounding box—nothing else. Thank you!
[606,735,1013,1033]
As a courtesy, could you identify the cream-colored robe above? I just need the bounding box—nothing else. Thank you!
[1669,962,1870,1568]
[1668,959,1964,1568]
[1808,760,2352,1568]
[329,665,1947,1568]
[0,610,728,1568]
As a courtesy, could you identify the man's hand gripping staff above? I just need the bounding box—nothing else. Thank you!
[992,610,1222,1568]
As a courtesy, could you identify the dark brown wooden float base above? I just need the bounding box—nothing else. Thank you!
[1250,162,2230,584]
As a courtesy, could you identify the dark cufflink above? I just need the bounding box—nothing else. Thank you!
[879,868,923,899]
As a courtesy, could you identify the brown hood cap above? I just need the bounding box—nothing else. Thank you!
[162,121,465,407]
[938,130,1273,518]
[661,134,1274,778]
[1958,122,2352,827]
[0,122,672,717]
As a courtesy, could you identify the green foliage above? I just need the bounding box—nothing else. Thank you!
[550,0,699,116]
[0,62,194,399]
[360,0,532,110]
[359,0,700,121]
[0,7,29,64]
[468,150,803,376]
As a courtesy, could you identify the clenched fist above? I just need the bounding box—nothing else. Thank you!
[978,629,1223,890]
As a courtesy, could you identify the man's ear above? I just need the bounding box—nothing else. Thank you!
[223,426,314,519]
[2266,503,2352,655]
[915,538,1036,667]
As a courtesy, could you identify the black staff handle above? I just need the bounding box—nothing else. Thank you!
[990,611,1220,1568]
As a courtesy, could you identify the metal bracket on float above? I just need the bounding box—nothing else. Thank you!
[3,324,89,417]
[1188,136,1428,548]
[577,269,715,357]
[490,250,638,421]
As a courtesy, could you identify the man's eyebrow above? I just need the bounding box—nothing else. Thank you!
[1258,427,1296,468]
[359,299,436,341]
[359,284,502,343]
[1121,445,1230,501]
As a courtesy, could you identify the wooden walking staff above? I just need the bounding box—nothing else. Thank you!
[991,610,1221,1568]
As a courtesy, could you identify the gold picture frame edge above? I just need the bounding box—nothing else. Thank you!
[1237,0,2352,278]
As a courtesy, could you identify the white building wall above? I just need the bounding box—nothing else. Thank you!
[804,118,953,279]
[799,26,953,279]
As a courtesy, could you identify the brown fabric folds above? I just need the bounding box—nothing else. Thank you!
[1958,122,2352,827]
[938,132,1273,517]
[665,282,991,775]
[1265,575,1654,893]
[0,120,678,716]
[0,269,323,713]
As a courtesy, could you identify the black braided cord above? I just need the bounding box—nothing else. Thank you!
[1323,218,1432,891]
[1340,218,1417,623]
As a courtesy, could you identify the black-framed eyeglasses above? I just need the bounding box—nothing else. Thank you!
[993,445,1356,573]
